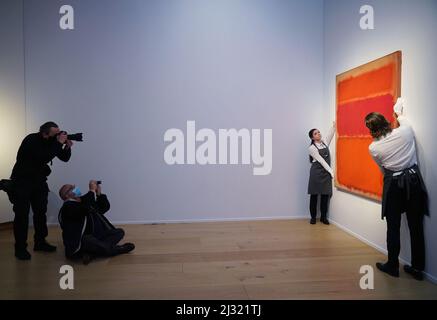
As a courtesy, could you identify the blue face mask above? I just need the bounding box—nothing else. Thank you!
[71,187,82,197]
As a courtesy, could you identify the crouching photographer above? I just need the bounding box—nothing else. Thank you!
[58,180,135,265]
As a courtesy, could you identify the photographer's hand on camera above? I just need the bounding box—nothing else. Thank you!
[65,140,73,149]
[96,183,102,196]
[57,132,68,144]
[89,180,98,193]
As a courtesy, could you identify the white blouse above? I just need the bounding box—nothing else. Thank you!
[308,125,335,178]
[369,99,417,172]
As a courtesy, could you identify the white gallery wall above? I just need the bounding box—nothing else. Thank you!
[21,0,324,224]
[324,0,437,281]
[0,0,25,223]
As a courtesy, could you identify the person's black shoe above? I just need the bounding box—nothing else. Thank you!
[404,265,424,281]
[15,249,31,260]
[376,262,399,278]
[115,243,135,255]
[310,218,316,225]
[82,253,94,265]
[34,241,57,252]
[321,218,330,225]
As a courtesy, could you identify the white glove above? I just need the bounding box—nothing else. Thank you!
[394,97,404,115]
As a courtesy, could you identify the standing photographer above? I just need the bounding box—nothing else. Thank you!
[8,121,73,260]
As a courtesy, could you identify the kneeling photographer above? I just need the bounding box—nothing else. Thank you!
[0,121,78,260]
[58,180,135,265]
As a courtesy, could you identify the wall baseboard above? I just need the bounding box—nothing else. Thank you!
[107,215,306,225]
[47,215,306,226]
[330,218,437,285]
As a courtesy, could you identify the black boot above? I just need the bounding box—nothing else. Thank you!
[82,253,95,265]
[376,262,399,278]
[115,243,135,255]
[15,248,31,260]
[34,240,57,252]
[404,265,424,281]
[310,218,316,225]
[321,218,330,225]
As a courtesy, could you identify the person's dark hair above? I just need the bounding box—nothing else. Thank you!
[59,184,74,201]
[39,121,59,135]
[308,128,317,163]
[365,112,392,139]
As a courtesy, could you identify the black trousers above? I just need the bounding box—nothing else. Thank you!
[8,180,49,250]
[310,194,330,219]
[384,174,426,271]
[81,228,125,257]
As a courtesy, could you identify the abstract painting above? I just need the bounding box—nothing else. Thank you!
[335,51,402,201]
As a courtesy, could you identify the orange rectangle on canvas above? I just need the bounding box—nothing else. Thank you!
[336,136,383,199]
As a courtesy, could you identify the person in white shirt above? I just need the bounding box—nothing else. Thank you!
[365,97,429,281]
[307,122,335,225]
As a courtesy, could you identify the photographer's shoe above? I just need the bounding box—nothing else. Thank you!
[376,262,399,278]
[310,218,316,225]
[82,253,94,265]
[15,249,31,260]
[321,218,330,225]
[116,243,135,255]
[34,241,57,252]
[404,265,424,281]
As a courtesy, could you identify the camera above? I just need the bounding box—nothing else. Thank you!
[57,131,83,142]
[97,181,102,185]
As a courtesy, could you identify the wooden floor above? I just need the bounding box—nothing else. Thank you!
[1,219,437,300]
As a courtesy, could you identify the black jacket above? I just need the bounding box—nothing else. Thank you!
[58,192,113,258]
[11,133,71,181]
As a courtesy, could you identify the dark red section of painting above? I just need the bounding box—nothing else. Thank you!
[337,94,395,136]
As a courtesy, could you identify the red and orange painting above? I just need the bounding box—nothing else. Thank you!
[335,51,402,201]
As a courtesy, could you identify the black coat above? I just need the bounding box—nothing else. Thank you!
[58,191,113,258]
[11,133,71,182]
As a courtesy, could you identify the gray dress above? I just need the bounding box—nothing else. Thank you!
[307,142,332,195]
